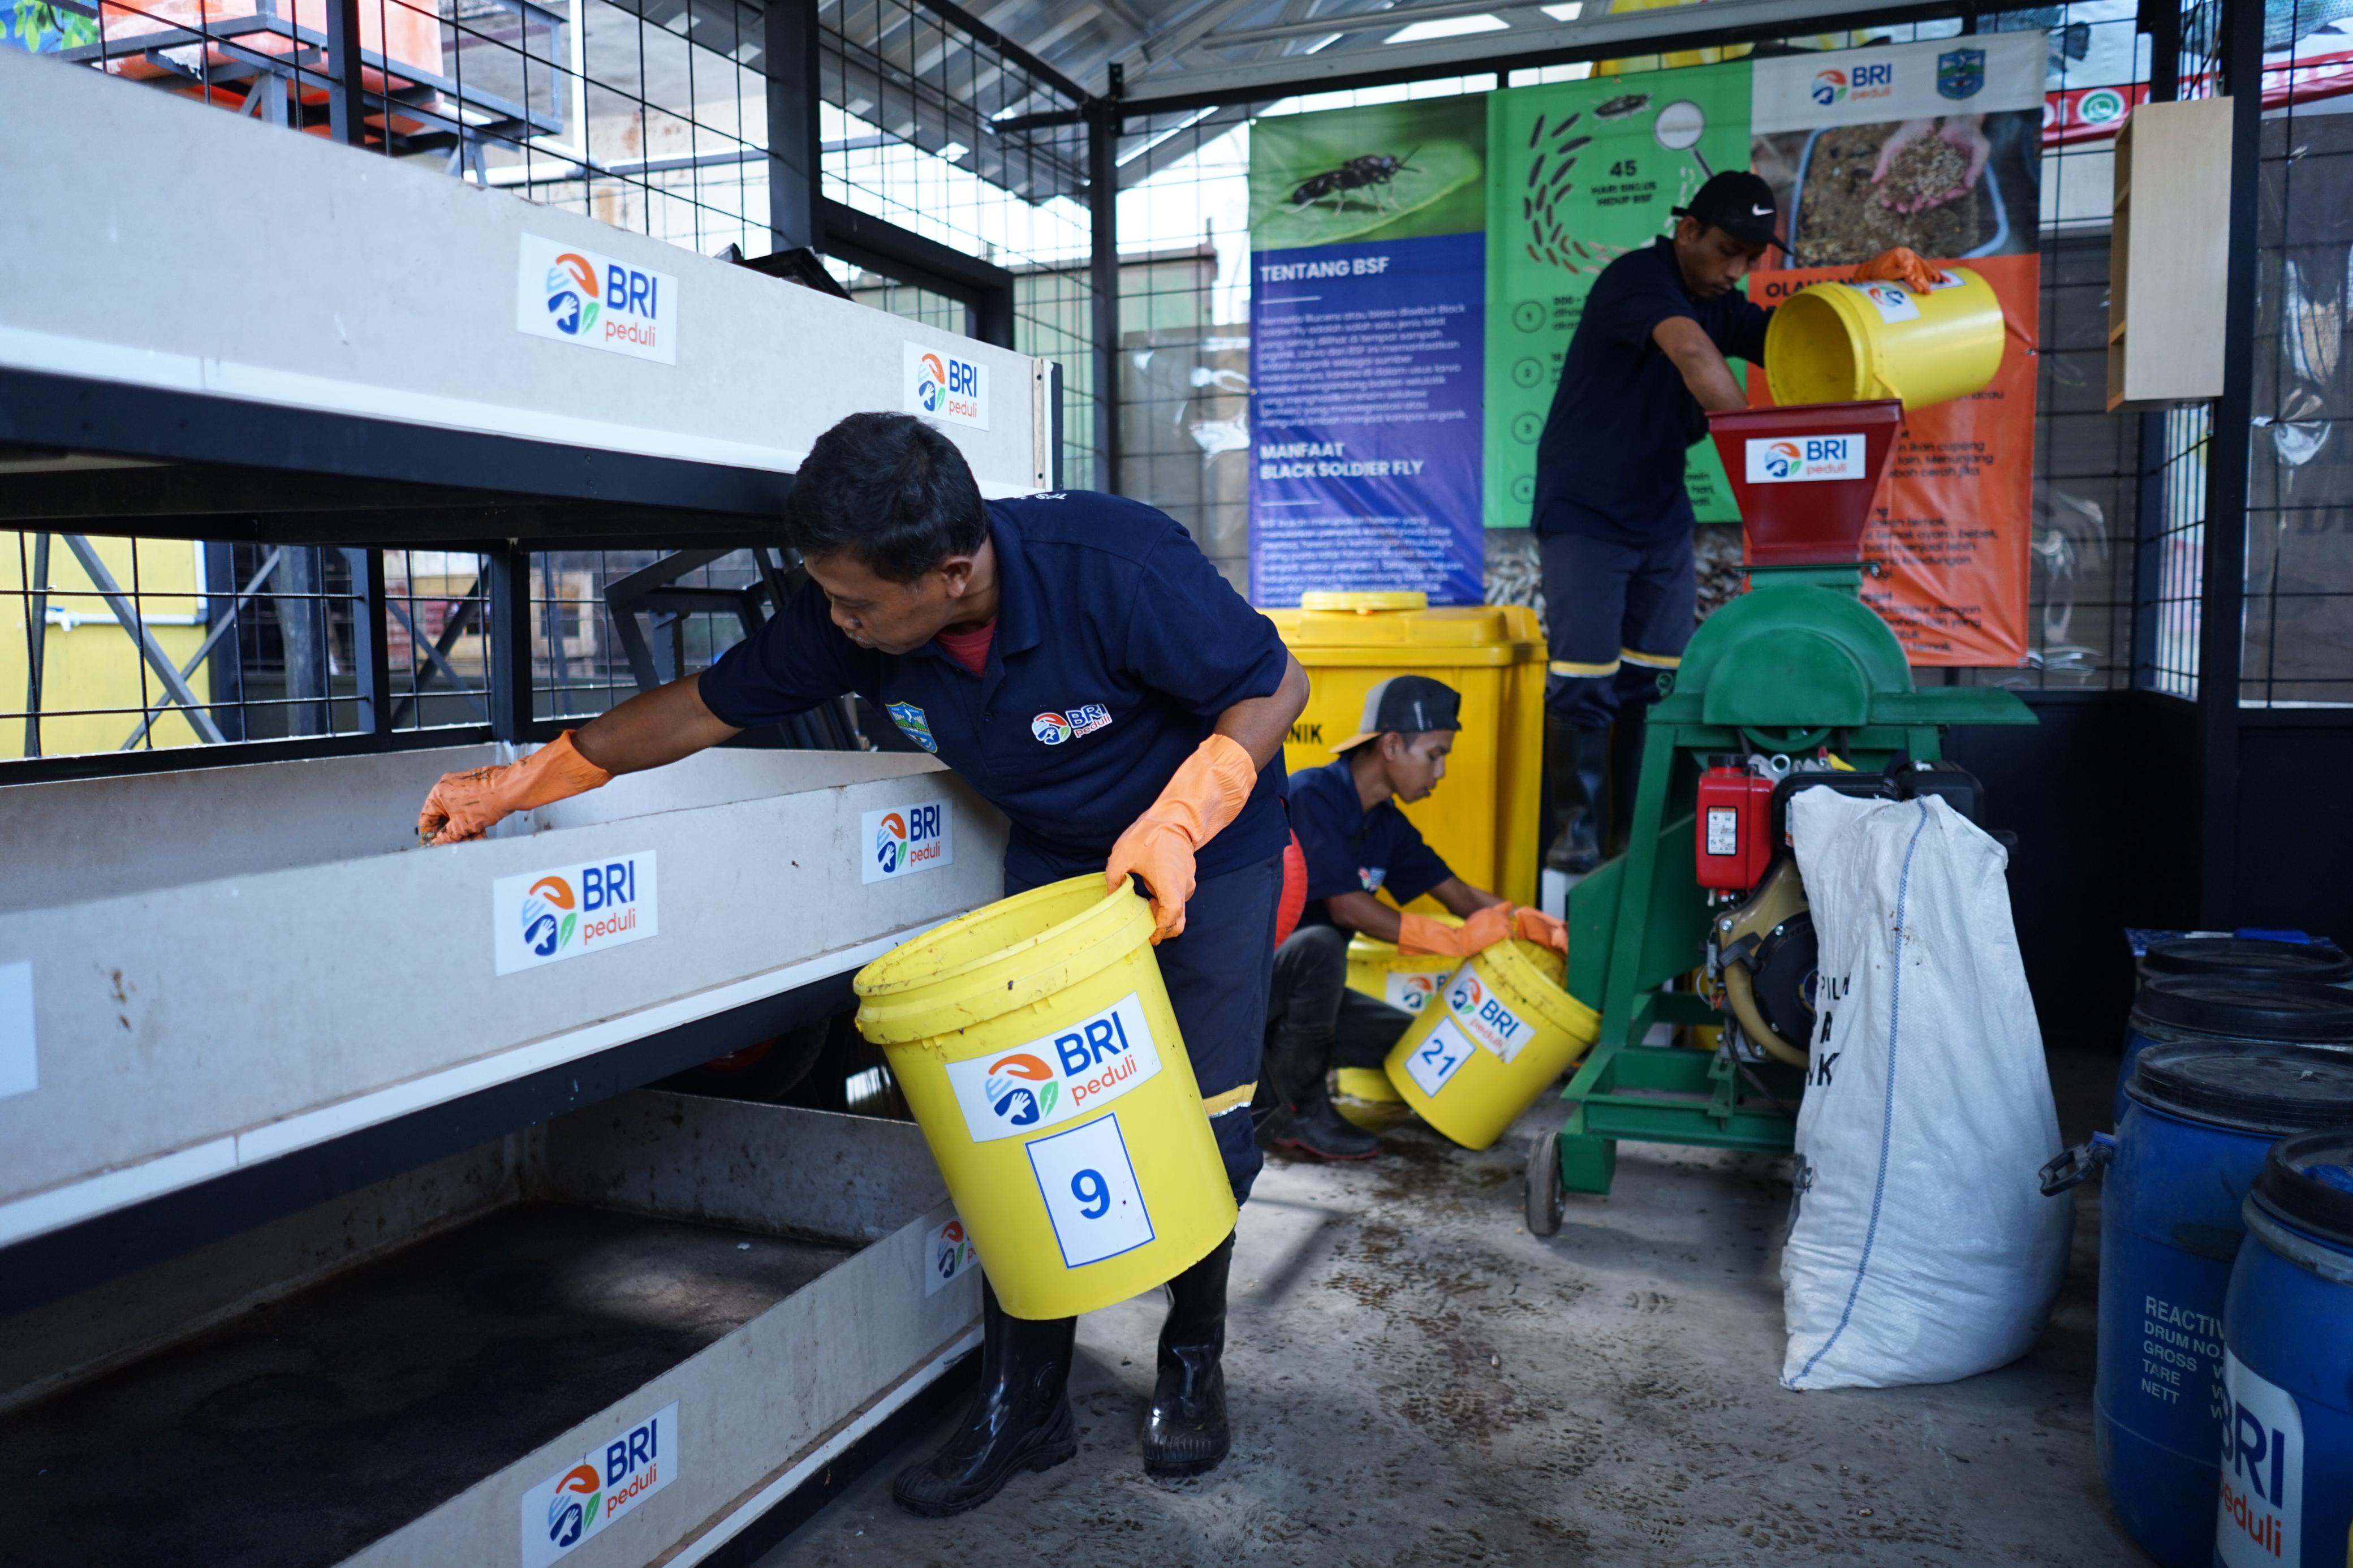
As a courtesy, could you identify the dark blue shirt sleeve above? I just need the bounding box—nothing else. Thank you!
[1591,253,1700,349]
[1291,773,1368,904]
[1381,809,1455,907]
[1120,527,1288,716]
[1723,296,1772,366]
[694,578,878,727]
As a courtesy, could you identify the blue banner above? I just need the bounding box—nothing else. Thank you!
[1249,231,1487,607]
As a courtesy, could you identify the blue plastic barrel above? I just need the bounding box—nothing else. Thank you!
[2137,936,2353,988]
[2217,1130,2353,1567]
[2114,979,2353,1125]
[2093,1044,2353,1568]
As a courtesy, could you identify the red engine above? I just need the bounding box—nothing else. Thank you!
[1695,760,1776,892]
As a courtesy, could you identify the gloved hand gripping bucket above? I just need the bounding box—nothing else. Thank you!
[1382,939,1600,1151]
[854,877,1236,1319]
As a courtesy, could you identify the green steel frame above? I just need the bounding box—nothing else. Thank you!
[1550,565,2036,1195]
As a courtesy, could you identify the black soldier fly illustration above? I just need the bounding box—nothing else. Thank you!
[1290,146,1424,213]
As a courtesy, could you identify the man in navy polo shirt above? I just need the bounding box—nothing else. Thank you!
[1531,171,1935,874]
[1262,677,1564,1160]
[414,413,1307,1515]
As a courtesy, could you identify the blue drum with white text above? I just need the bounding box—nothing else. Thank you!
[2095,1045,2353,1568]
[2216,1130,2353,1567]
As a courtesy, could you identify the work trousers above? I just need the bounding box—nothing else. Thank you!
[1265,924,1418,1077]
[1007,850,1282,1206]
[1539,528,1697,729]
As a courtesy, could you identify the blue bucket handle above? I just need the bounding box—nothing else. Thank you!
[2038,1130,2116,1196]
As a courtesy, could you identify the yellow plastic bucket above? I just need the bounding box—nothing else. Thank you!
[1764,266,2005,412]
[1382,939,1601,1151]
[854,877,1237,1319]
[1337,933,1458,1105]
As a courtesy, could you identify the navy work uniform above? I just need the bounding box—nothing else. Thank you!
[1268,756,1458,1072]
[1531,234,1770,727]
[698,491,1290,1203]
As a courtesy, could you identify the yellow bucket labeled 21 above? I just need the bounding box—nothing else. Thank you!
[1384,939,1600,1152]
[854,877,1235,1320]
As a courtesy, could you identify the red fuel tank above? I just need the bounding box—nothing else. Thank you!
[1696,764,1776,892]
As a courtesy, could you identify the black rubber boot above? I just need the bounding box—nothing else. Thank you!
[1142,1231,1234,1479]
[1275,1082,1381,1161]
[1542,719,1608,875]
[892,1281,1078,1517]
[1259,1020,1330,1148]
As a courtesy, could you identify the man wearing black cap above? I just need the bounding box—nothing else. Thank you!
[1532,171,1934,874]
[1260,675,1566,1160]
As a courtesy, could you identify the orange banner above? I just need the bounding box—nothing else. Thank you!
[1746,252,2039,666]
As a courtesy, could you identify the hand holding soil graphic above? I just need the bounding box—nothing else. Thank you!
[1869,114,1990,213]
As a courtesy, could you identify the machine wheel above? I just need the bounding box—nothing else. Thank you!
[1525,1131,1566,1237]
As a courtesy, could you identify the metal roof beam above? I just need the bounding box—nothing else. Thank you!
[1121,0,1985,107]
[1199,0,1550,51]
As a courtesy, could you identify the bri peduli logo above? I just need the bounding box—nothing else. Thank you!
[544,253,602,337]
[1032,712,1074,745]
[1399,973,1438,1012]
[915,352,951,415]
[497,854,657,976]
[1811,68,1847,105]
[873,803,949,876]
[984,1053,1059,1126]
[1763,440,1804,479]
[522,875,576,958]
[546,1465,600,1550]
[1450,974,1484,1015]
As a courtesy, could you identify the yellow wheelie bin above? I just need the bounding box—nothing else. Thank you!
[1263,591,1545,910]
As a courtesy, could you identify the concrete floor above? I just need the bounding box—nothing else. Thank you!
[761,1044,2144,1568]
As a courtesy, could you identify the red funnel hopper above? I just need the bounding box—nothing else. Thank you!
[1706,399,1903,567]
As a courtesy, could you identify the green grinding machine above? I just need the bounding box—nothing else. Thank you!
[1525,400,2035,1229]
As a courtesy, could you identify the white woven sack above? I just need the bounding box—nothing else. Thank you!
[1779,789,2070,1390]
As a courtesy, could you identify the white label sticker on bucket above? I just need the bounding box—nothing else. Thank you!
[944,992,1164,1143]
[1845,279,1921,322]
[1025,1113,1154,1268]
[1385,971,1442,1014]
[1744,434,1868,484]
[1402,1016,1476,1098]
[1445,968,1533,1063]
[2218,1349,2303,1568]
[924,1216,979,1296]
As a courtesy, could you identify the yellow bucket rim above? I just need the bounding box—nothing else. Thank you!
[1476,937,1601,1043]
[1298,589,1428,613]
[854,876,1156,1048]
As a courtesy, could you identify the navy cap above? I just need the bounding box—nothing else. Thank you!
[1673,170,1789,254]
[1333,675,1462,753]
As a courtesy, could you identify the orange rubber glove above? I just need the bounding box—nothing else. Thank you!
[1104,734,1259,943]
[417,730,612,845]
[1514,907,1568,954]
[1397,904,1517,959]
[1851,247,1947,295]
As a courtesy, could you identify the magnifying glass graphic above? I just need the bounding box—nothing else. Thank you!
[1653,99,1713,179]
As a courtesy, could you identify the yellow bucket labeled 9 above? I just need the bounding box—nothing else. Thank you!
[1764,266,2005,412]
[1383,939,1601,1151]
[854,876,1236,1319]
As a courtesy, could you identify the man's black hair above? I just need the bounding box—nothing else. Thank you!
[782,412,988,582]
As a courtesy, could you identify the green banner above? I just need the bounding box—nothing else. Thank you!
[1481,66,1753,529]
